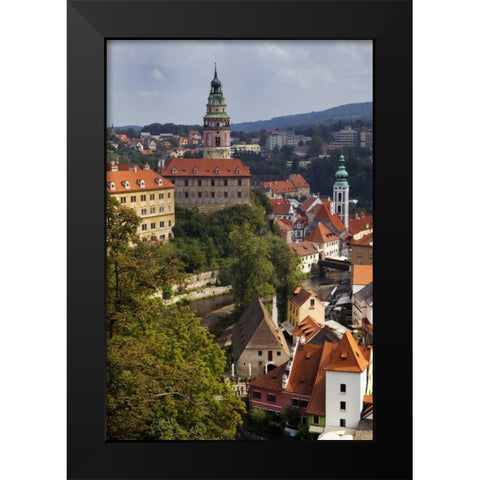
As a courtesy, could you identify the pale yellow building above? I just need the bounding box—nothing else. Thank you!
[232,144,261,154]
[285,286,325,331]
[107,163,175,242]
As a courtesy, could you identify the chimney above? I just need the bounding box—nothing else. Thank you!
[272,296,278,327]
[109,163,118,172]
[143,163,150,170]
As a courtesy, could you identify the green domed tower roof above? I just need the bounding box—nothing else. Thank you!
[210,63,223,92]
[334,152,349,187]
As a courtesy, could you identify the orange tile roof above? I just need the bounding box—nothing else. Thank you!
[106,168,174,193]
[305,223,339,244]
[269,197,292,216]
[305,342,336,416]
[139,150,154,155]
[352,264,373,286]
[162,157,250,177]
[325,330,369,373]
[285,343,324,395]
[350,233,373,247]
[300,196,321,212]
[290,174,309,187]
[275,218,294,232]
[292,316,323,342]
[248,362,287,391]
[288,241,319,257]
[287,286,318,307]
[349,215,373,235]
[263,180,297,194]
[314,203,346,233]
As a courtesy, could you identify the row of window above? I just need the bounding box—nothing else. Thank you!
[176,179,246,187]
[120,192,171,204]
[141,220,172,231]
[176,191,247,199]
[140,205,171,215]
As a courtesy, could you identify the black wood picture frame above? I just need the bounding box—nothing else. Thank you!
[67,1,412,478]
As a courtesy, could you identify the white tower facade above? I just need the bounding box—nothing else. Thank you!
[331,153,350,230]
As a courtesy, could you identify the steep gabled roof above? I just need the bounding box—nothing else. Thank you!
[300,196,321,213]
[292,316,323,342]
[305,223,339,244]
[269,197,293,216]
[285,343,324,395]
[248,362,287,391]
[314,203,346,234]
[325,330,369,373]
[263,180,297,194]
[349,214,373,235]
[308,325,343,346]
[287,286,318,307]
[290,174,309,187]
[306,342,336,416]
[231,297,289,361]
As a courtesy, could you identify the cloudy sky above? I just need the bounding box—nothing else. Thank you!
[107,40,372,127]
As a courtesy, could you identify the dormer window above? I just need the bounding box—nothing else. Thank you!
[193,167,199,174]
[137,179,145,188]
[235,167,241,174]
[155,178,163,186]
[121,180,130,189]
[214,167,220,174]
[109,182,115,190]
[171,167,177,174]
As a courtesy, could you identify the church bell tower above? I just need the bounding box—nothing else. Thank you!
[202,63,231,159]
[331,152,350,230]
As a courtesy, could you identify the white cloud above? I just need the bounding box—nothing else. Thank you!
[152,68,163,80]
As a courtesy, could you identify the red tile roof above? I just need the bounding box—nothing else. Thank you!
[263,180,297,194]
[285,343,324,395]
[288,241,319,257]
[350,233,373,247]
[106,168,174,193]
[287,286,318,307]
[314,203,346,234]
[292,316,323,342]
[300,196,321,212]
[325,330,369,373]
[275,218,294,232]
[269,197,292,216]
[305,342,336,416]
[162,157,250,177]
[349,214,373,235]
[290,174,309,187]
[305,223,339,244]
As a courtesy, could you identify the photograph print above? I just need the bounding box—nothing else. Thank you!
[105,39,373,441]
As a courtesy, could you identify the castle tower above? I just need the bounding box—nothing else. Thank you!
[202,63,231,159]
[331,152,349,230]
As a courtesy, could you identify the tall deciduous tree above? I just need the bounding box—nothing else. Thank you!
[107,297,245,440]
[227,227,275,312]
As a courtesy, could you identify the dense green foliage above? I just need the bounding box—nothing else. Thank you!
[106,197,245,440]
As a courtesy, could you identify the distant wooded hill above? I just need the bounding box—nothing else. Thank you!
[113,101,372,135]
[231,102,372,133]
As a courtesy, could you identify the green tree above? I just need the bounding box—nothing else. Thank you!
[107,297,245,440]
[227,227,275,312]
[267,235,305,323]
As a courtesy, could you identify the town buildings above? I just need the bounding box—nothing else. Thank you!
[265,130,312,151]
[106,161,175,242]
[160,65,251,213]
[249,330,372,433]
[231,297,290,377]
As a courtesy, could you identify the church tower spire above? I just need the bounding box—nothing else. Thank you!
[331,152,350,230]
[203,63,231,159]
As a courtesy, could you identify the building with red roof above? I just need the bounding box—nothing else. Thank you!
[249,330,373,434]
[288,241,320,274]
[350,233,373,265]
[305,223,340,260]
[106,161,175,242]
